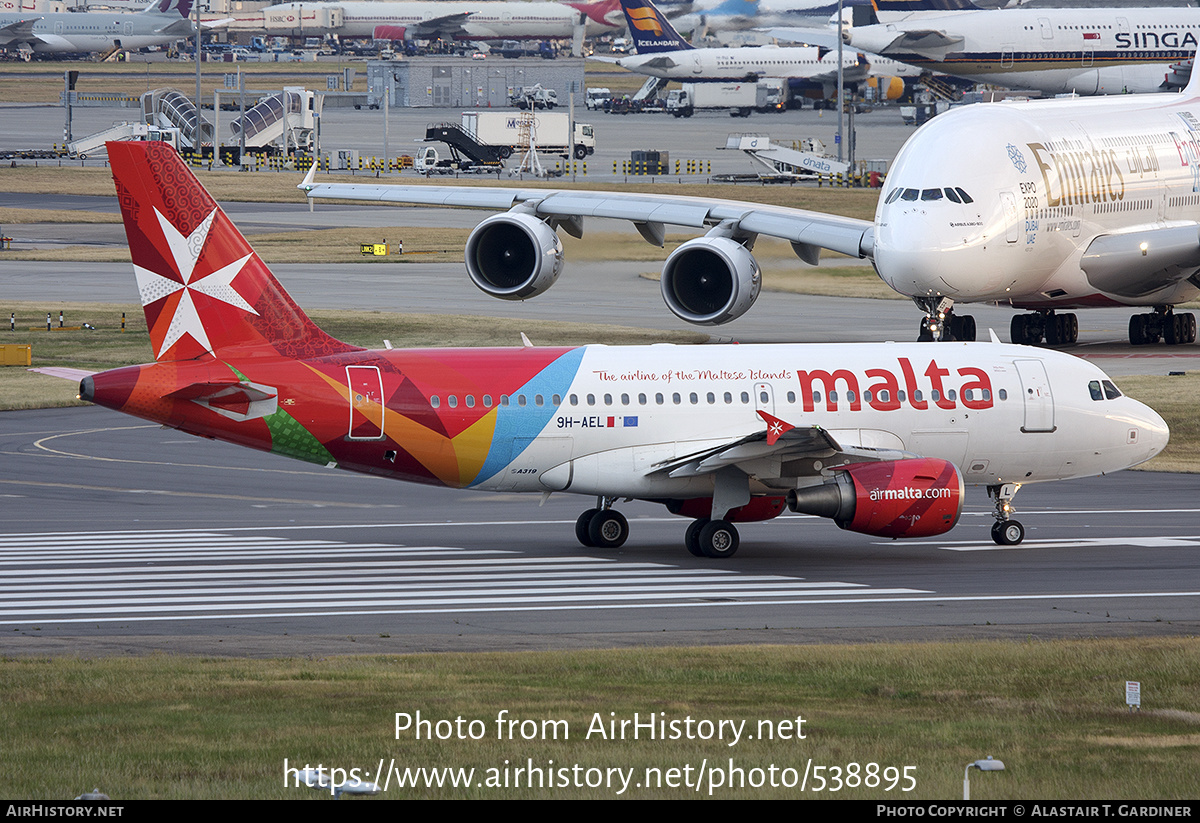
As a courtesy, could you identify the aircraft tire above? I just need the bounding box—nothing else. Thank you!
[575,508,600,547]
[588,510,629,549]
[1010,314,1026,345]
[958,315,977,342]
[685,518,708,557]
[699,520,739,559]
[991,520,1025,546]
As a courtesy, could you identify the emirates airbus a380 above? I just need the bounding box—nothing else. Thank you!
[302,57,1200,348]
[68,142,1167,561]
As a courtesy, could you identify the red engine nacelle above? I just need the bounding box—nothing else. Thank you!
[786,458,964,539]
[666,496,787,523]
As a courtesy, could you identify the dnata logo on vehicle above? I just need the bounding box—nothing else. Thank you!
[627,5,664,36]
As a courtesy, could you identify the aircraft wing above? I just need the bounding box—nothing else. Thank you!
[0,17,41,47]
[299,179,875,262]
[759,26,842,50]
[154,18,198,36]
[649,415,914,479]
[413,12,471,38]
[1080,224,1200,298]
[870,29,964,61]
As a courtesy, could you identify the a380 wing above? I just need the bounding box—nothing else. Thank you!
[299,179,875,261]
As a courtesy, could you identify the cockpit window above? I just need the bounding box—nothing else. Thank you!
[945,187,962,203]
[1102,380,1122,400]
[900,188,920,201]
[1088,380,1123,400]
[885,188,904,204]
[921,188,943,201]
[955,187,974,204]
[1088,380,1103,401]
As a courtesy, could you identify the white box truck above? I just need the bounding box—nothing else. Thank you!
[666,80,787,118]
[461,111,595,159]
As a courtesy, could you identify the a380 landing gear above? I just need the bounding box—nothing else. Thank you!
[1010,310,1078,346]
[1129,307,1197,345]
[915,297,976,342]
[575,497,629,549]
[987,483,1024,546]
[684,518,740,559]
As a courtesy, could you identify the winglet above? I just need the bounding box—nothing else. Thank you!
[757,410,795,446]
[300,157,318,191]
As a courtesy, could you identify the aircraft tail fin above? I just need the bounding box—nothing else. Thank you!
[618,0,693,53]
[144,0,195,18]
[108,141,359,363]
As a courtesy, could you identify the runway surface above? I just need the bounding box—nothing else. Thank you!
[2,407,1197,655]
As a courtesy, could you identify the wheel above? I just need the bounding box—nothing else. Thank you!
[1010,314,1026,345]
[498,146,513,159]
[1063,313,1078,345]
[588,510,629,549]
[575,508,599,547]
[958,314,977,342]
[574,144,587,160]
[1185,312,1198,344]
[698,520,739,558]
[1045,314,1061,345]
[684,518,708,557]
[918,316,934,342]
[991,520,1025,546]
[1129,314,1147,345]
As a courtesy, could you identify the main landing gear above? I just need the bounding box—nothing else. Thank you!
[575,497,629,549]
[987,483,1024,545]
[573,499,743,558]
[916,298,976,342]
[1129,307,1197,346]
[1010,311,1079,346]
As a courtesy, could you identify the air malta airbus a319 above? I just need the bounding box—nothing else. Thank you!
[80,142,1166,558]
[303,37,1200,349]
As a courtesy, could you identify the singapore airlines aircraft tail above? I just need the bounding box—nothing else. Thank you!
[109,141,356,363]
[143,0,194,17]
[619,0,694,52]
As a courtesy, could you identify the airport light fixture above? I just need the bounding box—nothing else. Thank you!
[963,756,1005,800]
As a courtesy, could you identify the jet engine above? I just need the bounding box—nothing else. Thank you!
[786,458,964,538]
[660,236,761,325]
[464,212,564,301]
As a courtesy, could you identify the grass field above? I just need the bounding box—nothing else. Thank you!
[2,638,1198,799]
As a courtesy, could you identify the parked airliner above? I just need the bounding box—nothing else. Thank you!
[0,0,194,54]
[233,0,623,42]
[301,49,1200,347]
[75,141,1166,559]
[843,0,1197,95]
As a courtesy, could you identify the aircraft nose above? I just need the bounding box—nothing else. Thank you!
[874,216,949,297]
[1136,402,1170,462]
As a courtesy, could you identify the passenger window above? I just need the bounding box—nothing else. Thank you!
[552,394,561,405]
[465,395,475,408]
[656,393,664,404]
[724,392,733,404]
[518,395,527,407]
[604,393,613,405]
[534,394,544,407]
[998,389,1008,401]
[639,393,647,405]
[500,395,510,407]
[740,392,750,404]
[1088,380,1103,401]
[787,391,796,403]
[567,394,576,406]
[621,393,630,405]
[485,394,494,407]
[430,395,440,408]
[689,392,699,404]
[673,393,682,405]
[586,394,595,406]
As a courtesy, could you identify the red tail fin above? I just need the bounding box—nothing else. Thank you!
[108,141,358,362]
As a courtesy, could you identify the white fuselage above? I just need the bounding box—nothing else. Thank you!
[874,91,1200,311]
[472,342,1166,498]
[614,43,865,82]
[0,10,189,52]
[246,1,621,40]
[847,8,1199,95]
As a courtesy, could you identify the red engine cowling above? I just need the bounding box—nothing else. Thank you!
[786,458,964,538]
[666,496,787,523]
[373,25,407,40]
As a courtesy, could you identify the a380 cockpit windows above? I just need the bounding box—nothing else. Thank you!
[885,187,974,205]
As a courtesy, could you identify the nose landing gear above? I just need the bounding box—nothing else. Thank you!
[988,483,1024,545]
[916,298,977,342]
[575,497,629,549]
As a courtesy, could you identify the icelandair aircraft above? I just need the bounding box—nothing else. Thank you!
[77,141,1167,559]
[0,0,195,54]
[246,0,623,42]
[302,50,1200,348]
[843,0,1197,95]
[608,0,870,87]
